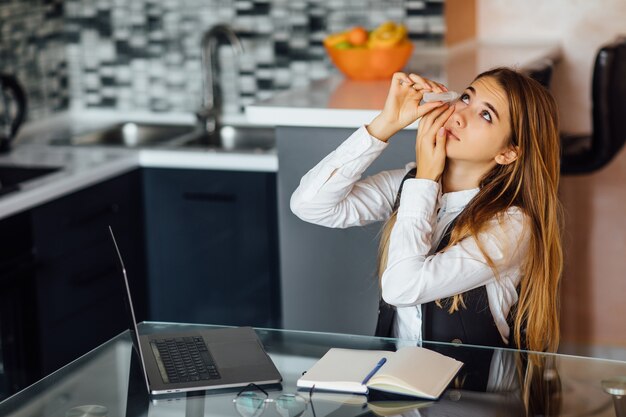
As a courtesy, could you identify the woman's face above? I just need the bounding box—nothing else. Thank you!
[443,76,514,166]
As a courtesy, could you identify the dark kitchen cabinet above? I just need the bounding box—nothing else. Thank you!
[30,169,146,374]
[1,166,280,399]
[0,212,39,401]
[142,168,280,328]
[0,170,146,398]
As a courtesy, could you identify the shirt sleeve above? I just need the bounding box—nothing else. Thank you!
[381,179,529,306]
[290,125,407,229]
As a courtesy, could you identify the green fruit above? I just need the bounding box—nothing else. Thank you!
[334,41,352,50]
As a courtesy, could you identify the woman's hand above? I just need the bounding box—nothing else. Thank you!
[367,72,447,142]
[415,102,455,182]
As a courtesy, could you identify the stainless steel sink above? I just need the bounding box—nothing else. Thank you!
[49,122,275,152]
[49,122,196,147]
[0,165,61,197]
[173,125,275,151]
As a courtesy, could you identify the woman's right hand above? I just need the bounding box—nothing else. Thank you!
[415,101,455,182]
[367,72,447,142]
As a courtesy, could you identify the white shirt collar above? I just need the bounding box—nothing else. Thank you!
[404,163,480,213]
[438,187,480,213]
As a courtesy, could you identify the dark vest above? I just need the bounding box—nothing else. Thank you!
[374,168,511,349]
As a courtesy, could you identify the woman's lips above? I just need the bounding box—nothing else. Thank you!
[446,128,461,141]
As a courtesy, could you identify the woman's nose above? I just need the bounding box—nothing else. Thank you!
[450,105,466,128]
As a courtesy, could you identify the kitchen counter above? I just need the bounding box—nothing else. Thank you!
[0,143,138,221]
[246,40,562,128]
[0,111,277,220]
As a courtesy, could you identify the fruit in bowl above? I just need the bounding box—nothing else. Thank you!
[324,22,413,81]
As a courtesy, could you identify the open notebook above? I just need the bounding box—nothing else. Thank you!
[297,346,463,400]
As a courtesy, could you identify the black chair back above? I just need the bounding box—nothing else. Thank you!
[562,36,626,174]
[592,36,626,169]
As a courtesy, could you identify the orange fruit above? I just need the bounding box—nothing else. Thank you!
[346,27,368,47]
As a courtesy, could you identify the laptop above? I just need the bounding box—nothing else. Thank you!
[109,226,282,395]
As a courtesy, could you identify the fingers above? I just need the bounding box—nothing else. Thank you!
[407,73,436,91]
[435,127,447,154]
[429,127,448,171]
[415,123,448,179]
[416,105,451,150]
[407,73,447,93]
[392,72,412,87]
[421,106,449,132]
[407,73,429,90]
[416,104,453,154]
[394,72,445,91]
[431,104,455,127]
[416,101,447,118]
[386,72,451,130]
[433,81,448,92]
[420,103,454,131]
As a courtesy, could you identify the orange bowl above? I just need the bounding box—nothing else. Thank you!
[325,41,414,81]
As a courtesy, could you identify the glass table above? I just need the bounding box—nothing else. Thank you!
[0,321,625,417]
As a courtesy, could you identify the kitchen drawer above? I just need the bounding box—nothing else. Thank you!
[32,170,141,261]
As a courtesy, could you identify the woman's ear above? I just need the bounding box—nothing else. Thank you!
[495,146,520,165]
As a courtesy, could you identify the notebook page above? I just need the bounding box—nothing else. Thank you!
[297,348,389,393]
[368,346,462,398]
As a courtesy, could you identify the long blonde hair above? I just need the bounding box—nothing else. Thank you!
[377,67,563,352]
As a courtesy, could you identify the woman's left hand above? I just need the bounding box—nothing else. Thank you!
[415,102,455,181]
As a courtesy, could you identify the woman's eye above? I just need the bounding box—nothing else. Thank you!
[460,92,491,122]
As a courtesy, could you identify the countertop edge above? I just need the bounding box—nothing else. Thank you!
[138,149,278,172]
[246,106,420,129]
[0,153,139,220]
[0,148,278,220]
[246,106,378,128]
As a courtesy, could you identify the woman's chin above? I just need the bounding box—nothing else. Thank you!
[445,140,459,155]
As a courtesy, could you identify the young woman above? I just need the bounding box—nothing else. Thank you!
[290,68,563,352]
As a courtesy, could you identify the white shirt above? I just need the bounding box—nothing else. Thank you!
[290,126,529,345]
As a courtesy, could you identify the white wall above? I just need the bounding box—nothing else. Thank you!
[477,0,626,347]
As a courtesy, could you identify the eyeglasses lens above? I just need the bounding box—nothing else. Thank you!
[275,394,307,417]
[234,392,266,417]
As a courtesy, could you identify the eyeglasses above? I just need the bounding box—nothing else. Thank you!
[233,383,316,417]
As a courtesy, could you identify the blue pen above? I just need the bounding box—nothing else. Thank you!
[361,357,387,385]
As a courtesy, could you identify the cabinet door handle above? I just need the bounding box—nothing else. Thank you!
[182,192,236,203]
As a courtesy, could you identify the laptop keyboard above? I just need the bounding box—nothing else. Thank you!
[152,336,221,383]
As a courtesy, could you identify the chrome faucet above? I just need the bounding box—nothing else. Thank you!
[197,24,244,138]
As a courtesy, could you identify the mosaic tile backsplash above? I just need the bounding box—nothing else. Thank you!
[0,0,444,121]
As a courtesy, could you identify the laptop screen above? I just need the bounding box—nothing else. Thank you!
[109,226,151,392]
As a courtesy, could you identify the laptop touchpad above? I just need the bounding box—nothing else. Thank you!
[210,341,269,368]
